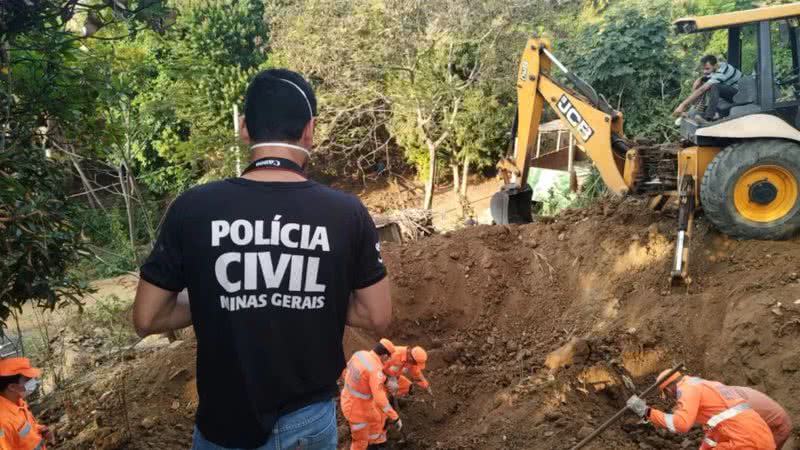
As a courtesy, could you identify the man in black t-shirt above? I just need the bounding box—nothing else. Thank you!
[133,69,392,450]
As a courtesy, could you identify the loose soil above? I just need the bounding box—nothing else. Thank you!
[38,198,800,449]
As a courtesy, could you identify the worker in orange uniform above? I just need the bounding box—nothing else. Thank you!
[730,386,793,449]
[0,358,54,450]
[381,339,432,399]
[627,370,776,450]
[340,341,400,450]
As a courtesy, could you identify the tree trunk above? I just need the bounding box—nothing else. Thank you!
[71,155,106,211]
[118,163,138,263]
[12,310,24,356]
[1,41,10,153]
[128,173,155,242]
[460,155,470,197]
[451,164,460,194]
[423,143,436,210]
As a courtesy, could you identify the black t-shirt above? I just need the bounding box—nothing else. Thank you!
[140,177,386,448]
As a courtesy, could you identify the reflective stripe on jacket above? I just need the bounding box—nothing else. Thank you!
[344,351,398,421]
[648,377,775,450]
[383,346,429,389]
[0,395,45,450]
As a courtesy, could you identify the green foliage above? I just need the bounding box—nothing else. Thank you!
[8,0,800,316]
[563,0,684,140]
[271,0,542,183]
[0,147,92,328]
[0,0,170,326]
[74,204,160,279]
[571,168,608,209]
[269,0,406,178]
[84,0,269,194]
[681,0,757,16]
[452,88,515,171]
[161,0,267,183]
[538,168,607,216]
[540,186,576,217]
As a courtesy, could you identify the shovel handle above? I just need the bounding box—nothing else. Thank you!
[568,362,684,450]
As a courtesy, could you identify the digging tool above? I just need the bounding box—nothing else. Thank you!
[568,361,685,450]
[426,386,437,409]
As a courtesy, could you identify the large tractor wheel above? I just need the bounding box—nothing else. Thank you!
[700,139,800,240]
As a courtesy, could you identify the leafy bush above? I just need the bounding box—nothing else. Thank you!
[0,147,92,328]
[562,0,686,141]
[75,208,137,279]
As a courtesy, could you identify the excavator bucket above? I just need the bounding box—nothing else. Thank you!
[490,185,533,224]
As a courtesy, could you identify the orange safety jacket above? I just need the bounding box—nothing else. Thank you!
[383,346,429,389]
[731,387,792,450]
[648,377,775,450]
[0,395,46,450]
[343,351,398,421]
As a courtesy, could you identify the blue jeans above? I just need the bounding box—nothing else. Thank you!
[191,400,338,450]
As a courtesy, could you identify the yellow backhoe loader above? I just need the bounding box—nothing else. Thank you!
[492,3,800,284]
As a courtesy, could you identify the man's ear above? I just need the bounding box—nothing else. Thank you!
[239,116,252,145]
[300,118,315,149]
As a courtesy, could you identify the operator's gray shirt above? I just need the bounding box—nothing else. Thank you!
[705,62,742,88]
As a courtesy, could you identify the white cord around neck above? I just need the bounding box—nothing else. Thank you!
[278,78,314,118]
[250,142,311,158]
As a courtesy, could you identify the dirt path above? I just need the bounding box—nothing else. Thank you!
[350,177,500,230]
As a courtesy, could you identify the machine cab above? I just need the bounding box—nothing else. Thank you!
[676,4,800,146]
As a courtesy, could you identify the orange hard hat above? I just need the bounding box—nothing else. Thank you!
[0,358,40,379]
[410,346,427,364]
[657,369,683,391]
[379,338,396,354]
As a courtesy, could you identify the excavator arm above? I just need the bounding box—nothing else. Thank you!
[498,38,635,202]
[492,38,694,286]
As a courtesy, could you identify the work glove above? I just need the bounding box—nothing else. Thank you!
[387,377,399,394]
[390,418,403,431]
[626,395,648,418]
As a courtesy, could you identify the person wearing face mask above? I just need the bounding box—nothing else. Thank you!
[133,68,392,449]
[0,357,53,450]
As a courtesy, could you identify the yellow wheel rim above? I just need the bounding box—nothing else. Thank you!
[733,165,799,223]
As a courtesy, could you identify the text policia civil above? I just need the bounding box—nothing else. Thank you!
[211,216,331,312]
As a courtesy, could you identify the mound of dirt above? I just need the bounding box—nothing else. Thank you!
[351,197,800,449]
[41,198,800,450]
[37,334,197,450]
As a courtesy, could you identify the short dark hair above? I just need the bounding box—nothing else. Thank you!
[244,69,317,143]
[373,342,390,357]
[0,374,22,392]
[700,55,718,66]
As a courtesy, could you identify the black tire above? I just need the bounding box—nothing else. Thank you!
[700,139,800,240]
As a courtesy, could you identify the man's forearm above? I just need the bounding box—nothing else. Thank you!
[680,86,709,110]
[346,279,391,332]
[135,289,192,336]
[165,290,192,330]
[345,296,374,330]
